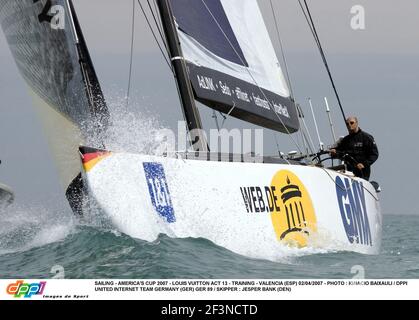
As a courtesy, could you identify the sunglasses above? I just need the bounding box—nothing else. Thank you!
[346,121,356,125]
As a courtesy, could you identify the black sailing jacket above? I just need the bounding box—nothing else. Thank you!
[335,129,379,180]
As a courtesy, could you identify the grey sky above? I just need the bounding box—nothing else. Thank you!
[1,0,418,215]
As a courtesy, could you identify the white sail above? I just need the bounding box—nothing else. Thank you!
[0,0,108,194]
[170,0,299,133]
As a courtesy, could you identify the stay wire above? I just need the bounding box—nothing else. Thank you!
[147,0,170,55]
[152,0,163,31]
[269,0,294,99]
[297,0,320,49]
[300,0,347,124]
[270,0,297,158]
[137,0,173,72]
[126,0,136,108]
[320,167,379,201]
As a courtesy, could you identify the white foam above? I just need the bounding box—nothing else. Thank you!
[0,202,75,255]
[28,224,73,248]
[235,239,337,264]
[102,95,174,155]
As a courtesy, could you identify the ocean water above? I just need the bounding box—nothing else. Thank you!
[0,204,418,279]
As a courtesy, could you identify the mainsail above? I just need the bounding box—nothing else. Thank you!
[0,0,109,191]
[169,0,299,133]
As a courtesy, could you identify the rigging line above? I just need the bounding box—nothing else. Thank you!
[146,0,170,55]
[297,117,309,155]
[270,0,299,158]
[298,0,346,134]
[320,167,379,201]
[200,0,305,155]
[152,0,170,55]
[295,106,309,155]
[298,0,327,74]
[302,0,347,124]
[153,0,164,34]
[302,120,316,154]
[302,130,315,156]
[221,103,235,129]
[269,0,294,99]
[216,111,227,131]
[137,0,173,72]
[296,108,315,162]
[299,0,332,84]
[297,0,320,49]
[273,133,291,165]
[299,106,316,154]
[212,110,221,131]
[217,111,227,130]
[126,0,136,108]
[301,123,312,156]
[294,116,304,153]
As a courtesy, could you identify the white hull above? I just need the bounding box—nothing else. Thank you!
[80,149,382,260]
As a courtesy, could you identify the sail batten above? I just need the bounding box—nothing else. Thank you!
[169,0,299,133]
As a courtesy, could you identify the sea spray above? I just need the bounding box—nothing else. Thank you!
[102,94,174,155]
[0,202,74,255]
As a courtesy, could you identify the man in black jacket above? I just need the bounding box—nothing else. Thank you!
[330,117,379,180]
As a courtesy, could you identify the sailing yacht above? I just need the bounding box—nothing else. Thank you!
[0,0,382,259]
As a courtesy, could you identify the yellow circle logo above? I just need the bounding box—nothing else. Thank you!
[270,170,317,248]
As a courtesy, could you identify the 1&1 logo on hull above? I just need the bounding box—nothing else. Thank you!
[143,163,175,223]
[335,177,372,246]
[270,170,317,247]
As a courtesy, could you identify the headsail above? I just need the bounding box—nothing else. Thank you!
[0,0,108,189]
[170,0,299,133]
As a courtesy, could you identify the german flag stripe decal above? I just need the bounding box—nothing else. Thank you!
[82,152,111,172]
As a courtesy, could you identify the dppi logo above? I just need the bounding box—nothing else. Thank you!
[335,177,372,246]
[143,163,176,223]
[6,280,46,298]
[240,170,317,247]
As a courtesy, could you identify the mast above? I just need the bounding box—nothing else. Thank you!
[156,0,208,152]
[67,0,109,143]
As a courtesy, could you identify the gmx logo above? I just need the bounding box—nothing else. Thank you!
[143,163,176,223]
[6,280,46,298]
[336,177,372,246]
